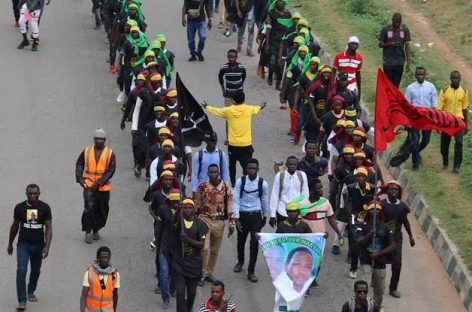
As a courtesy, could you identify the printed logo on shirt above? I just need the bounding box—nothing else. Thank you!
[387,31,393,38]
[400,31,404,38]
[24,209,42,229]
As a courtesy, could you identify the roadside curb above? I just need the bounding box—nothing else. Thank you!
[382,151,472,311]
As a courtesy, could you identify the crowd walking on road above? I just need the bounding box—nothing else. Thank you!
[7,0,470,311]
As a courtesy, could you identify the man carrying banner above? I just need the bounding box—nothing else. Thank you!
[437,70,469,173]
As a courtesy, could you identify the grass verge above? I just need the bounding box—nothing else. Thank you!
[292,0,472,271]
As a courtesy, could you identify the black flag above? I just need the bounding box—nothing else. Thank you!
[176,73,214,147]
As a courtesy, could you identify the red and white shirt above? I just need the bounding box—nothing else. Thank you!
[333,50,363,89]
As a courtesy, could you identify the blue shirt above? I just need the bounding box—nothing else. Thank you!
[233,175,269,218]
[297,156,328,186]
[191,147,230,192]
[405,80,438,108]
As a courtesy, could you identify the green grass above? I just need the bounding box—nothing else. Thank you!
[292,0,472,271]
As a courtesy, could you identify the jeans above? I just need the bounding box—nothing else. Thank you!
[440,130,464,169]
[17,243,43,304]
[383,64,404,88]
[237,8,255,53]
[228,145,254,186]
[408,128,421,168]
[419,130,432,152]
[237,211,262,274]
[158,249,175,302]
[174,272,199,312]
[187,19,207,55]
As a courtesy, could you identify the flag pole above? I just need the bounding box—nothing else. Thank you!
[176,72,186,258]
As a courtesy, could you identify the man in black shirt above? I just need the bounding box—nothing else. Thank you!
[182,0,213,61]
[342,280,380,312]
[265,0,291,90]
[171,198,209,312]
[218,49,247,99]
[380,180,415,299]
[378,12,411,87]
[356,202,395,309]
[8,184,53,311]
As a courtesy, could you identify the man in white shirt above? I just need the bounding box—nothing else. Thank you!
[404,66,438,170]
[269,156,309,228]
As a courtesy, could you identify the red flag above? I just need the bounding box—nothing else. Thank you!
[374,69,466,151]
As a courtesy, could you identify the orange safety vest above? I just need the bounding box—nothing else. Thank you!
[83,146,113,191]
[85,267,115,312]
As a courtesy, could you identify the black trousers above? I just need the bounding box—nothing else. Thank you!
[12,0,20,22]
[237,211,262,274]
[132,130,146,168]
[269,47,282,84]
[390,236,403,291]
[276,211,287,227]
[383,64,404,88]
[228,145,253,186]
[91,0,102,26]
[174,272,198,312]
[440,130,464,169]
[82,189,110,233]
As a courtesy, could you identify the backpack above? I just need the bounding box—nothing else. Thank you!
[240,176,264,199]
[278,171,304,199]
[198,149,224,179]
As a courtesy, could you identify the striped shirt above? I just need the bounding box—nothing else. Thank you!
[198,298,237,312]
[218,62,246,95]
[333,50,363,86]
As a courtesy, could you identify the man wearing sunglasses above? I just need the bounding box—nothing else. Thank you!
[342,280,380,312]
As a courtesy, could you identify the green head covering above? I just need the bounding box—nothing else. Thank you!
[287,48,312,76]
[155,34,167,42]
[268,0,289,12]
[126,29,149,57]
[122,0,145,21]
[285,194,305,212]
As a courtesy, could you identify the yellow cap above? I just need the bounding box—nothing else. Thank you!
[130,26,140,33]
[342,146,355,154]
[159,127,171,135]
[126,20,138,27]
[344,120,356,128]
[128,3,138,9]
[160,170,174,178]
[365,201,382,211]
[162,139,174,148]
[345,108,357,117]
[353,151,366,158]
[167,89,177,97]
[168,192,181,201]
[163,163,176,170]
[336,119,346,127]
[182,198,195,207]
[320,66,333,73]
[355,167,368,176]
[292,12,302,19]
[170,112,179,118]
[299,27,309,34]
[310,56,320,64]
[150,73,162,81]
[286,201,301,211]
[298,45,309,53]
[298,19,308,27]
[144,50,155,58]
[136,74,146,81]
[153,105,166,112]
[353,129,366,137]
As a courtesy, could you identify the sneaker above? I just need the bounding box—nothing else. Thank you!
[232,24,237,32]
[267,76,273,86]
[28,293,38,302]
[224,140,229,146]
[85,233,93,244]
[453,167,460,174]
[188,54,197,62]
[310,280,319,288]
[279,103,288,110]
[197,278,205,287]
[92,232,100,240]
[197,52,204,61]
[390,290,401,298]
[154,286,161,294]
[17,39,30,50]
[204,275,216,283]
[275,83,281,91]
[116,91,124,103]
[349,270,357,279]
[218,22,223,29]
[134,166,141,178]
[108,65,116,74]
[237,45,241,53]
[94,24,101,30]
[233,262,243,273]
[247,51,255,57]
[223,28,231,37]
[288,136,294,143]
[149,240,156,250]
[304,289,310,297]
[16,303,26,311]
[247,274,258,283]
[161,300,170,309]
[332,245,340,255]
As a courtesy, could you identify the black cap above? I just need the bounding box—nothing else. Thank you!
[338,71,348,80]
[204,131,218,141]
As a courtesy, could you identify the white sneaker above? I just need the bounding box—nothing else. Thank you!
[116,91,124,103]
[149,240,156,250]
[349,270,357,279]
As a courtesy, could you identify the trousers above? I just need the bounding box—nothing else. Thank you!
[383,64,404,88]
[440,130,464,169]
[237,8,255,53]
[12,0,20,22]
[228,145,253,186]
[81,189,110,233]
[16,243,43,304]
[187,19,207,55]
[372,268,386,307]
[201,217,225,277]
[237,211,262,274]
[390,236,403,291]
[19,4,41,38]
[174,272,199,312]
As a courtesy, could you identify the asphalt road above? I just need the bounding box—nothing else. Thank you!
[0,0,466,311]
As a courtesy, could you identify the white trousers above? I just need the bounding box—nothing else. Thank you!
[19,4,41,38]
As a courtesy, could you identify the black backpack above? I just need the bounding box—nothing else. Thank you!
[197,149,223,178]
[239,176,264,199]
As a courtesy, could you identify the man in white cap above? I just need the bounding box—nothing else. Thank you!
[75,129,116,243]
[333,36,363,100]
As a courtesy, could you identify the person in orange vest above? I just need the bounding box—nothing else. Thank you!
[76,129,116,244]
[80,246,120,312]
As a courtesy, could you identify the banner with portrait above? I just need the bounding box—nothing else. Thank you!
[259,233,326,312]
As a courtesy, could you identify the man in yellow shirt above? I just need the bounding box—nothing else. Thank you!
[202,90,266,185]
[437,70,469,173]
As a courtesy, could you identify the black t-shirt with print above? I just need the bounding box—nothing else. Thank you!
[309,84,328,117]
[185,0,210,22]
[321,111,342,137]
[378,24,411,66]
[156,204,180,251]
[14,200,52,245]
[359,222,393,269]
[171,217,209,279]
[381,199,410,239]
[346,183,376,217]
